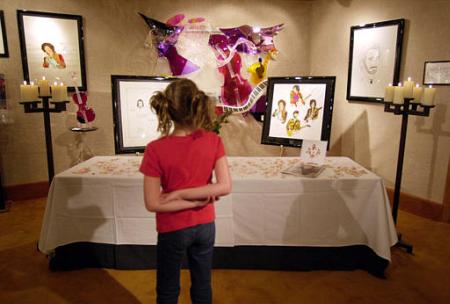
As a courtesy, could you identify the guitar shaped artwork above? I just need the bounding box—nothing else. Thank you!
[70,73,95,125]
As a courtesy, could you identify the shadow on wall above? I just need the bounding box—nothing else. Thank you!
[220,114,300,157]
[415,104,450,199]
[329,110,372,169]
[336,0,353,7]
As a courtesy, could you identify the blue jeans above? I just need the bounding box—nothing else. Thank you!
[156,222,215,304]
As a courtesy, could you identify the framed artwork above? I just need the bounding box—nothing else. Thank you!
[112,75,176,154]
[423,61,450,85]
[261,76,335,148]
[347,19,405,102]
[17,10,87,91]
[0,11,8,58]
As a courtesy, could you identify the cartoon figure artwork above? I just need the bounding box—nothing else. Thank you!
[306,143,321,159]
[290,85,304,106]
[304,99,322,123]
[41,42,66,69]
[272,99,287,123]
[136,99,144,109]
[286,110,309,137]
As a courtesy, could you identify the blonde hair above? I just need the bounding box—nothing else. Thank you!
[150,79,216,136]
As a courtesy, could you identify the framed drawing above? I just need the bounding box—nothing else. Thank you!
[261,76,335,148]
[112,75,176,154]
[423,61,450,85]
[0,11,8,58]
[17,10,87,91]
[347,19,405,102]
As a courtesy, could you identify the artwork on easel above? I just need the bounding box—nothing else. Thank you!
[261,77,335,148]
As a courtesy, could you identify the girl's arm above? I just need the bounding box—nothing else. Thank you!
[143,175,210,212]
[164,156,232,202]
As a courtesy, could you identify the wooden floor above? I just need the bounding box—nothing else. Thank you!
[1,198,449,303]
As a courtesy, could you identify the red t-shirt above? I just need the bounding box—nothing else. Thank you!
[140,129,225,233]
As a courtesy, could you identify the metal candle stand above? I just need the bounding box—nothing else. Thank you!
[19,96,70,182]
[383,97,435,254]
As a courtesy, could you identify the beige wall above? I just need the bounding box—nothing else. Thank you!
[310,0,450,203]
[1,0,449,204]
[0,0,312,184]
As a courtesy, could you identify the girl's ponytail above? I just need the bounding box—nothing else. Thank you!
[150,92,172,136]
[192,90,215,131]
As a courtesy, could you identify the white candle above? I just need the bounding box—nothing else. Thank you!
[393,83,404,104]
[20,81,39,102]
[37,76,51,96]
[412,84,423,104]
[422,85,436,106]
[384,83,394,102]
[403,77,414,98]
[51,82,68,102]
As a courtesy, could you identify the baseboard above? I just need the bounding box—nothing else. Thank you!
[386,188,444,222]
[4,181,49,201]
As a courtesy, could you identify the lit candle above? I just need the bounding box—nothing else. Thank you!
[403,77,414,98]
[37,76,51,96]
[412,84,423,104]
[51,82,68,101]
[393,83,404,104]
[422,85,436,106]
[384,83,394,102]
[20,81,39,102]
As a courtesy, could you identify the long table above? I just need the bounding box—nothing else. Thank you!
[39,156,398,276]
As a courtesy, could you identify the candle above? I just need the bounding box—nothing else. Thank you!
[51,82,68,102]
[403,77,414,98]
[20,81,39,102]
[412,84,423,104]
[393,83,404,104]
[37,76,51,96]
[384,83,394,102]
[422,85,436,106]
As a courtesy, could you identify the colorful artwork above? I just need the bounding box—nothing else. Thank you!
[41,42,66,69]
[139,12,199,76]
[261,77,335,148]
[268,82,324,139]
[17,10,86,91]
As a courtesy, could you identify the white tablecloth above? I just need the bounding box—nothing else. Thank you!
[39,156,398,261]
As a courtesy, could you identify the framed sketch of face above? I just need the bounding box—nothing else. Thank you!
[111,75,176,154]
[0,11,8,58]
[17,10,87,91]
[347,19,405,103]
[261,76,335,148]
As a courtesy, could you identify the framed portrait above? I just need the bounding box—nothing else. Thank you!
[261,76,335,148]
[347,19,405,102]
[0,11,8,58]
[112,75,176,154]
[17,10,87,91]
[423,61,450,85]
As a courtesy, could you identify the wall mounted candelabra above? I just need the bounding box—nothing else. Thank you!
[19,96,69,182]
[383,97,435,254]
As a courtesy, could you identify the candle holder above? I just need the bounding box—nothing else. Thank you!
[383,97,436,254]
[19,96,70,182]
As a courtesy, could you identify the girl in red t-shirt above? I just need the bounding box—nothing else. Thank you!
[140,78,231,304]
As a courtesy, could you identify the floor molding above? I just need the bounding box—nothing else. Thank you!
[386,188,444,222]
[4,181,49,201]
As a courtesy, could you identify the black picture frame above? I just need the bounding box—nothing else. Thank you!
[17,10,87,91]
[347,19,405,103]
[112,75,176,154]
[0,11,8,58]
[423,60,450,86]
[261,76,335,148]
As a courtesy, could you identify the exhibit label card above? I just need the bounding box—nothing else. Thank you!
[300,140,327,166]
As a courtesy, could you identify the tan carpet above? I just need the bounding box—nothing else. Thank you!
[0,198,449,303]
